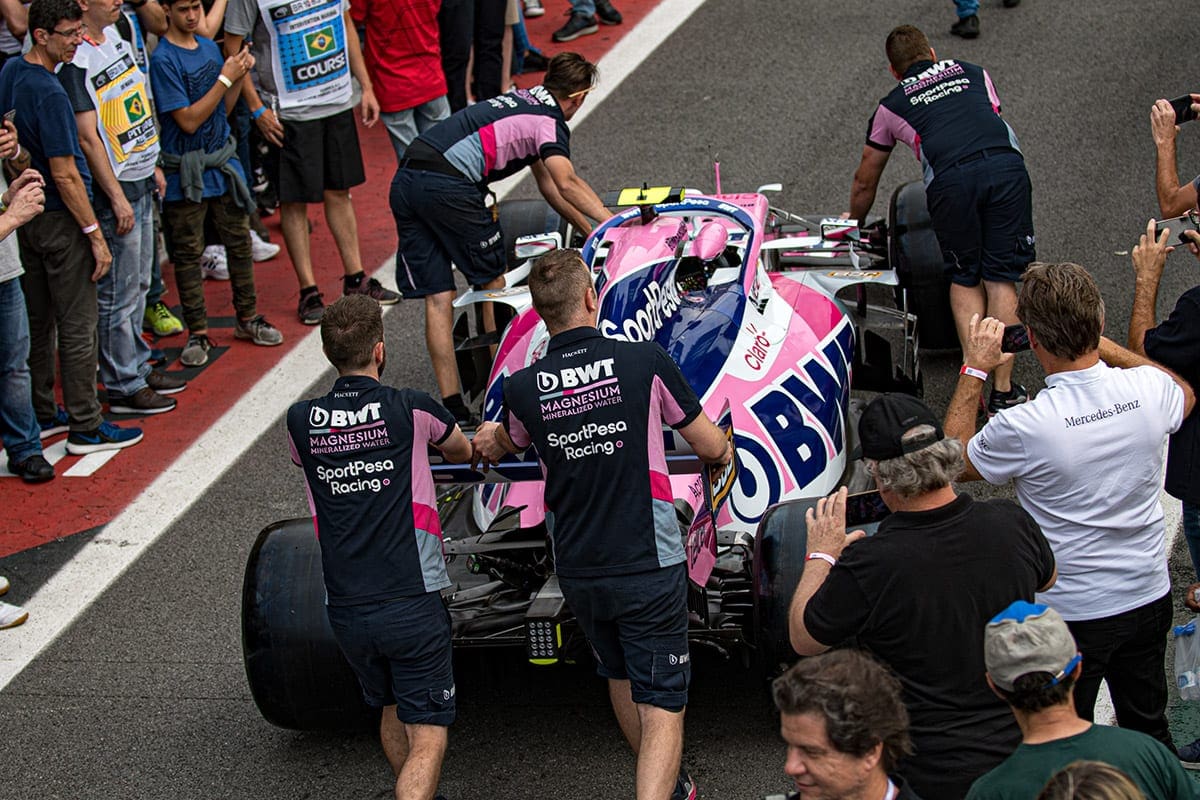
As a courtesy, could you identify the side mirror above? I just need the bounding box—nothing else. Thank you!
[514,232,562,261]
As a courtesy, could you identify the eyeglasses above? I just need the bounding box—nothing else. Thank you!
[567,86,594,99]
[50,25,85,40]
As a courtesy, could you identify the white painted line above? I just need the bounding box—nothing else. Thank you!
[0,0,711,691]
[0,441,67,478]
[62,450,120,478]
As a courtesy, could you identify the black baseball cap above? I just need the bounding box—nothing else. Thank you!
[858,393,944,461]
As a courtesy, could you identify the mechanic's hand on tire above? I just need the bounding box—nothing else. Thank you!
[964,314,1011,375]
[805,486,866,560]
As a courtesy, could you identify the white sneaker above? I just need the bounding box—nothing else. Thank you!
[250,230,281,262]
[201,244,229,280]
[0,575,8,595]
[523,0,544,16]
[0,600,27,629]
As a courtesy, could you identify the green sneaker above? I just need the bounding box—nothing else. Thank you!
[143,301,184,337]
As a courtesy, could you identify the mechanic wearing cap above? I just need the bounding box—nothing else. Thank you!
[847,24,1034,417]
[471,249,731,800]
[285,295,473,799]
[944,260,1196,754]
[773,649,920,800]
[788,393,1055,800]
[965,600,1193,799]
[390,51,611,428]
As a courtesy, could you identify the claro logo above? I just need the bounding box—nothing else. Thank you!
[310,401,382,429]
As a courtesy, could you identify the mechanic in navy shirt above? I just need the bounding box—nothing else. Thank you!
[286,295,472,800]
[390,51,611,427]
[847,24,1036,417]
[472,249,731,800]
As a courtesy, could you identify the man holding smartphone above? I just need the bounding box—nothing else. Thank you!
[789,393,1055,800]
[1151,94,1200,218]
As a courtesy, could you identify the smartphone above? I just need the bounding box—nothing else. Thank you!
[1001,324,1030,353]
[3,109,14,125]
[1155,210,1200,248]
[845,490,890,527]
[1170,94,1198,125]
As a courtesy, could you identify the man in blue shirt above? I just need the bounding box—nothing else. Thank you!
[150,0,282,368]
[0,0,142,454]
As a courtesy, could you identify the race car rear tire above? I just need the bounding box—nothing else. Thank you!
[888,181,959,351]
[498,198,570,269]
[751,499,813,676]
[242,518,377,731]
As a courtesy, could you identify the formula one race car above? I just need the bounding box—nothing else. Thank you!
[241,181,953,730]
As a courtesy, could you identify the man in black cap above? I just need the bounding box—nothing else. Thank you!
[787,393,1057,800]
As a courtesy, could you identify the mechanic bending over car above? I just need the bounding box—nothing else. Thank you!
[285,295,473,800]
[847,24,1036,417]
[788,393,1056,800]
[942,259,1195,757]
[390,51,612,428]
[471,249,731,800]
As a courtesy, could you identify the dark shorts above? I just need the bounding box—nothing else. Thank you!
[326,591,456,726]
[267,108,366,204]
[927,149,1036,287]
[390,168,506,298]
[559,564,690,711]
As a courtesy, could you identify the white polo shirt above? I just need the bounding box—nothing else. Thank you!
[968,361,1184,621]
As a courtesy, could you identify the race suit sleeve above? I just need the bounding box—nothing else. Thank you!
[803,559,872,647]
[412,391,456,445]
[500,377,532,449]
[537,117,570,161]
[967,412,1028,485]
[865,105,897,151]
[982,69,1002,113]
[652,346,702,429]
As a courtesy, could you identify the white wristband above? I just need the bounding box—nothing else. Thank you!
[960,364,989,382]
[81,222,99,235]
[806,552,837,568]
[6,143,20,162]
[217,74,234,89]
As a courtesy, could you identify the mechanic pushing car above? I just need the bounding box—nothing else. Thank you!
[285,295,473,800]
[472,249,731,800]
[847,24,1036,417]
[390,52,611,428]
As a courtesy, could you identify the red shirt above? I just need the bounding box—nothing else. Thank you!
[352,0,446,112]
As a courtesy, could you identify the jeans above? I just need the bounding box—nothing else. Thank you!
[954,0,979,17]
[0,277,42,463]
[381,96,450,163]
[572,0,597,14]
[17,209,103,431]
[1184,502,1200,580]
[163,191,257,332]
[97,189,154,396]
[1068,592,1175,752]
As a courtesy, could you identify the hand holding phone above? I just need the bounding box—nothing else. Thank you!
[1170,94,1199,125]
[1154,210,1200,248]
[1001,324,1030,353]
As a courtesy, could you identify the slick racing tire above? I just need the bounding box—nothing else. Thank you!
[888,181,959,351]
[751,499,813,676]
[242,519,377,731]
[497,198,571,269]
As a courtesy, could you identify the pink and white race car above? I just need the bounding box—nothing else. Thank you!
[242,183,951,730]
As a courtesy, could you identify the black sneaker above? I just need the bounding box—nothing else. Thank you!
[596,0,622,24]
[521,49,548,73]
[552,11,598,42]
[344,275,400,305]
[108,386,177,416]
[671,770,697,800]
[298,291,326,325]
[8,453,54,483]
[987,382,1029,417]
[951,13,980,38]
[146,369,187,395]
[1178,737,1200,770]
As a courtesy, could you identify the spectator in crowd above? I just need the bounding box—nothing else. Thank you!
[391,52,610,426]
[1150,94,1200,218]
[62,0,187,416]
[124,0,163,36]
[1037,762,1146,800]
[943,264,1195,753]
[949,0,1019,40]
[788,393,1056,800]
[521,0,540,18]
[1,143,54,482]
[553,0,620,43]
[472,249,731,800]
[0,575,27,629]
[965,601,1192,799]
[0,0,144,455]
[0,0,27,67]
[150,0,283,367]
[438,0,504,113]
[772,649,920,800]
[848,25,1035,416]
[287,295,472,800]
[352,0,448,163]
[224,0,398,326]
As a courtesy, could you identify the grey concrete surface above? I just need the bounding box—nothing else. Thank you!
[4,0,1200,797]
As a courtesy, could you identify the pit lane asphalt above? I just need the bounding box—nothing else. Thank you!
[3,1,1199,797]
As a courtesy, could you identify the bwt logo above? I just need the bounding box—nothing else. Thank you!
[537,358,615,393]
[310,401,383,429]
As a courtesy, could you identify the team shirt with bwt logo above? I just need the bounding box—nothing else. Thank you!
[502,327,703,578]
[287,376,456,605]
[866,59,1022,186]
